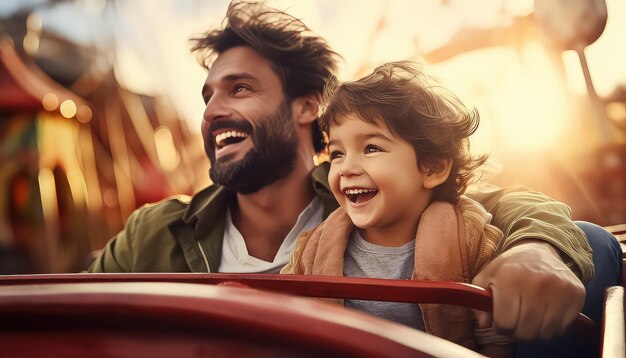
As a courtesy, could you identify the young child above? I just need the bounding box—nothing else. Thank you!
[282,62,513,355]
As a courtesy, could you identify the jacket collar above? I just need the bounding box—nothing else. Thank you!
[174,185,232,272]
[177,162,337,272]
[309,162,338,217]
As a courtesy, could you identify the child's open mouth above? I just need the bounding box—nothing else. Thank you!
[344,188,378,204]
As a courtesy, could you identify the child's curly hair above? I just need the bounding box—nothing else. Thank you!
[319,61,487,204]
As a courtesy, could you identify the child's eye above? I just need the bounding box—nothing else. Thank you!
[364,145,383,154]
[329,150,344,160]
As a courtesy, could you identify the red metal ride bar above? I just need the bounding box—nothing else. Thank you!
[0,273,599,346]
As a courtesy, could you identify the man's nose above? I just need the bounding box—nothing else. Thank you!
[339,154,363,177]
[203,95,232,124]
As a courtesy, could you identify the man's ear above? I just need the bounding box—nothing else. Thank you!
[291,92,320,126]
[422,160,453,189]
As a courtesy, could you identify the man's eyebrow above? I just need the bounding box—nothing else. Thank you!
[222,72,260,84]
[202,72,260,103]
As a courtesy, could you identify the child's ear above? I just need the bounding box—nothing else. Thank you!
[292,93,320,126]
[422,160,453,189]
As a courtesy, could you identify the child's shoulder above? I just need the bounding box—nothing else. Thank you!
[456,196,504,276]
[456,196,493,227]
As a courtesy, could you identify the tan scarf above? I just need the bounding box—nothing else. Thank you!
[283,197,502,350]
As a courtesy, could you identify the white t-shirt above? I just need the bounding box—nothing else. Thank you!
[218,197,323,273]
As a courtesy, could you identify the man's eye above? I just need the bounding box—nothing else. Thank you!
[233,84,250,94]
[364,145,382,154]
[329,150,344,160]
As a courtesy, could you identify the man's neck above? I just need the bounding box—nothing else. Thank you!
[231,160,316,262]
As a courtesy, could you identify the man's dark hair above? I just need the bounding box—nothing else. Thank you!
[320,61,488,204]
[191,0,340,152]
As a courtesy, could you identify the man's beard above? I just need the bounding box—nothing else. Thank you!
[205,102,299,194]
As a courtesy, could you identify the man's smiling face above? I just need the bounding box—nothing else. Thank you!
[201,46,298,193]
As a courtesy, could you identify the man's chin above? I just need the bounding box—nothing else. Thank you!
[209,147,249,170]
[209,154,252,189]
[209,168,263,194]
[212,152,239,165]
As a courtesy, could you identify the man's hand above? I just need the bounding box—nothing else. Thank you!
[472,240,586,341]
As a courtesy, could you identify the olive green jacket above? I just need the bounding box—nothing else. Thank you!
[88,163,593,282]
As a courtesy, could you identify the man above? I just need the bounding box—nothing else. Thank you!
[89,1,621,352]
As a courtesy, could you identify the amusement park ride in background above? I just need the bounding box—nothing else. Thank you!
[420,0,626,229]
[0,0,624,274]
[1,7,209,274]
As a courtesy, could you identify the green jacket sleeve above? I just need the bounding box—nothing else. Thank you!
[466,184,594,283]
[87,209,140,273]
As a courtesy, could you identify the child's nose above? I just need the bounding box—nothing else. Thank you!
[339,155,363,177]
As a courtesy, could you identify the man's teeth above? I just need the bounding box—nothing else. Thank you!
[215,131,249,146]
[344,189,376,195]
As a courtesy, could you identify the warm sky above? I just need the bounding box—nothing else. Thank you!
[2,0,626,154]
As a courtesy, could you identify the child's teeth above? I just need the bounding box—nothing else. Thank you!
[345,189,375,194]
